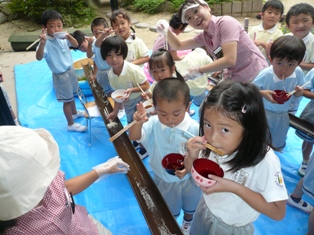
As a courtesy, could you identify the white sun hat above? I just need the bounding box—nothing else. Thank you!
[181,0,208,23]
[0,126,60,221]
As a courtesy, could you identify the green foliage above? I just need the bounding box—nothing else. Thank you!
[8,0,95,26]
[133,0,165,13]
[169,0,233,13]
[168,0,184,12]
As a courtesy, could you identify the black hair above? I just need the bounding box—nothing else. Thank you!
[270,35,306,63]
[169,13,188,30]
[152,77,190,108]
[90,17,109,32]
[0,219,17,233]
[256,0,284,21]
[286,3,314,26]
[199,80,273,172]
[41,9,63,27]
[178,0,209,24]
[100,35,128,60]
[149,49,184,80]
[110,10,136,39]
[70,30,86,50]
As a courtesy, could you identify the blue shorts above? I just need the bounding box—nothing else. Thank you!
[53,67,78,103]
[97,69,114,96]
[303,153,314,201]
[295,101,314,142]
[154,175,202,217]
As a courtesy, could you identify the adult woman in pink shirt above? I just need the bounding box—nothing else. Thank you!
[0,126,129,235]
[163,0,268,83]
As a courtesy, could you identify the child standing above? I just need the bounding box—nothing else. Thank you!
[129,78,202,235]
[109,10,149,66]
[285,3,314,74]
[161,0,268,83]
[0,126,129,234]
[89,17,116,96]
[295,68,314,176]
[101,35,150,159]
[184,80,288,235]
[100,35,149,122]
[253,35,306,149]
[248,0,284,61]
[36,10,86,132]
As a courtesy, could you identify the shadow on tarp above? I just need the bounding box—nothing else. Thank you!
[14,50,311,234]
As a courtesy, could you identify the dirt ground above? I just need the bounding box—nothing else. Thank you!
[0,7,260,52]
[0,6,260,116]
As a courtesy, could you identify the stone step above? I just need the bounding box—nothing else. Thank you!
[8,28,93,51]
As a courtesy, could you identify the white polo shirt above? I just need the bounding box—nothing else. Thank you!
[203,148,288,226]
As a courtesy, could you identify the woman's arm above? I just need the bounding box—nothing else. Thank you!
[65,170,98,195]
[198,41,237,74]
[167,29,201,50]
[65,157,130,195]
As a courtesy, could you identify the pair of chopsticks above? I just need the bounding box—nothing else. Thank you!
[109,113,146,142]
[287,81,311,97]
[26,38,40,51]
[137,83,146,95]
[181,129,225,156]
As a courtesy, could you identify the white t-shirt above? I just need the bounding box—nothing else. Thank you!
[203,148,288,226]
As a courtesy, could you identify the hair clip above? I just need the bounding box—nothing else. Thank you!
[241,105,247,114]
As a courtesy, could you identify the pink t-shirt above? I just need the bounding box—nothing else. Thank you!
[194,15,268,83]
[153,34,174,52]
[3,171,98,235]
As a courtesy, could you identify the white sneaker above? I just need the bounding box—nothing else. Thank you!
[298,162,308,177]
[118,109,126,119]
[72,110,85,120]
[181,220,191,235]
[67,123,87,132]
[287,195,313,214]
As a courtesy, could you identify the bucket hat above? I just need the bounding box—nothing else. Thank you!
[0,126,60,220]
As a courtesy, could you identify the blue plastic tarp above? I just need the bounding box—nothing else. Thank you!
[14,50,312,234]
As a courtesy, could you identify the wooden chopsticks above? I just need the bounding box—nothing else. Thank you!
[181,129,225,156]
[26,38,40,51]
[204,143,224,156]
[287,81,311,97]
[109,113,146,142]
[137,83,146,95]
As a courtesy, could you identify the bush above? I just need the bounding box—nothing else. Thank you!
[9,0,95,26]
[133,0,165,13]
[131,0,233,14]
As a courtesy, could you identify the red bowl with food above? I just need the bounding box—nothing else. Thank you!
[191,158,224,188]
[162,153,185,175]
[272,90,290,104]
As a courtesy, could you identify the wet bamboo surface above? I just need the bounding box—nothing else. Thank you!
[82,63,183,235]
